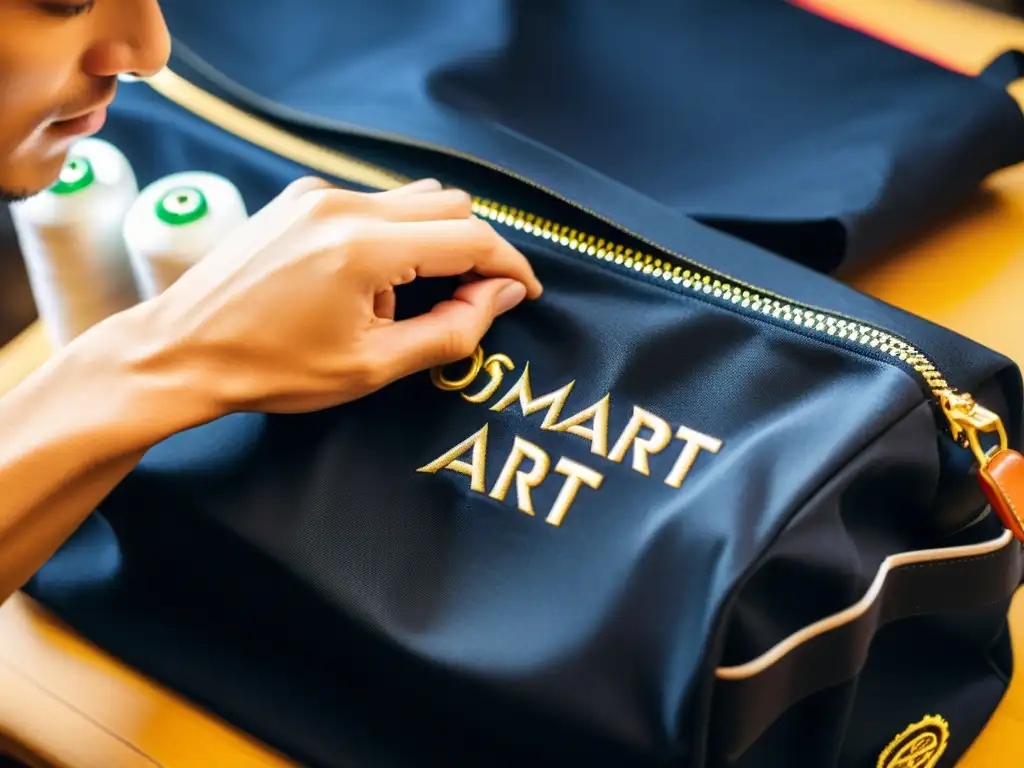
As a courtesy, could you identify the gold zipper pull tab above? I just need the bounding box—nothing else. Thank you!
[939,390,1008,470]
[940,390,1024,541]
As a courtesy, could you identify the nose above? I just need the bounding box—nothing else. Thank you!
[82,0,171,80]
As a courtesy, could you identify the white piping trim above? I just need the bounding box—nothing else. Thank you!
[715,528,1015,680]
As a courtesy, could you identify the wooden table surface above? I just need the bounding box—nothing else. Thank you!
[2,0,1024,764]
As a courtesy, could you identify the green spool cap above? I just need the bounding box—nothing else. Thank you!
[50,156,95,195]
[155,186,209,226]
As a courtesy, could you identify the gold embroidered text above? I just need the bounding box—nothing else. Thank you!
[419,347,722,525]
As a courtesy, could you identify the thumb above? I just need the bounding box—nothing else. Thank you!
[370,278,528,382]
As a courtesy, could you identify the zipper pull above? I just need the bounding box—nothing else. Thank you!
[939,391,1008,466]
[940,391,1024,541]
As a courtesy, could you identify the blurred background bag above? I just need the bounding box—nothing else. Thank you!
[143,0,1024,273]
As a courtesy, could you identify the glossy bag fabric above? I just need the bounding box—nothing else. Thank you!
[22,41,1024,767]
[145,0,1024,272]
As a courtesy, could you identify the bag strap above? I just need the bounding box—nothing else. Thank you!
[980,50,1024,89]
[711,529,1022,760]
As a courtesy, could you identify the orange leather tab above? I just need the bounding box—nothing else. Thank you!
[979,449,1024,541]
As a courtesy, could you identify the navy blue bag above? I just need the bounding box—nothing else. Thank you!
[21,6,1024,767]
[142,0,1024,272]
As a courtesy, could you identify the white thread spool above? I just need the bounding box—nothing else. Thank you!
[10,138,140,348]
[123,172,248,299]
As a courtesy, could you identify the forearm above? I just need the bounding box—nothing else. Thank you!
[0,308,215,604]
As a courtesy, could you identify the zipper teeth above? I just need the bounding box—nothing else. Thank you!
[472,198,950,395]
[144,66,953,398]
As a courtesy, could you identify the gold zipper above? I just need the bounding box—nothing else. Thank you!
[142,67,1009,470]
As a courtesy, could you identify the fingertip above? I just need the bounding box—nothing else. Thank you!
[520,272,543,300]
[430,188,475,219]
[399,178,444,194]
[494,238,543,299]
[280,175,333,201]
[495,280,528,315]
[443,187,474,208]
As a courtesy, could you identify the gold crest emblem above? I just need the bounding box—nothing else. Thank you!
[877,715,950,768]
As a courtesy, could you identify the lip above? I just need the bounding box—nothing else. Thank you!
[49,105,109,138]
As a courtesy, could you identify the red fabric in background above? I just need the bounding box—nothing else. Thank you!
[791,0,971,73]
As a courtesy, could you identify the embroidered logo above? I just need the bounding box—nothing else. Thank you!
[421,346,723,527]
[877,715,949,768]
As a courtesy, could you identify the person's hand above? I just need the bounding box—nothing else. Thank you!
[115,177,543,417]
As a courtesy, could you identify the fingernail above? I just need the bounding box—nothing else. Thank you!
[496,281,528,315]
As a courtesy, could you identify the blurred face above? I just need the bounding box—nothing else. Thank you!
[0,0,170,201]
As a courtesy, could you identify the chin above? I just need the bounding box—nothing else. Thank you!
[0,149,72,203]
